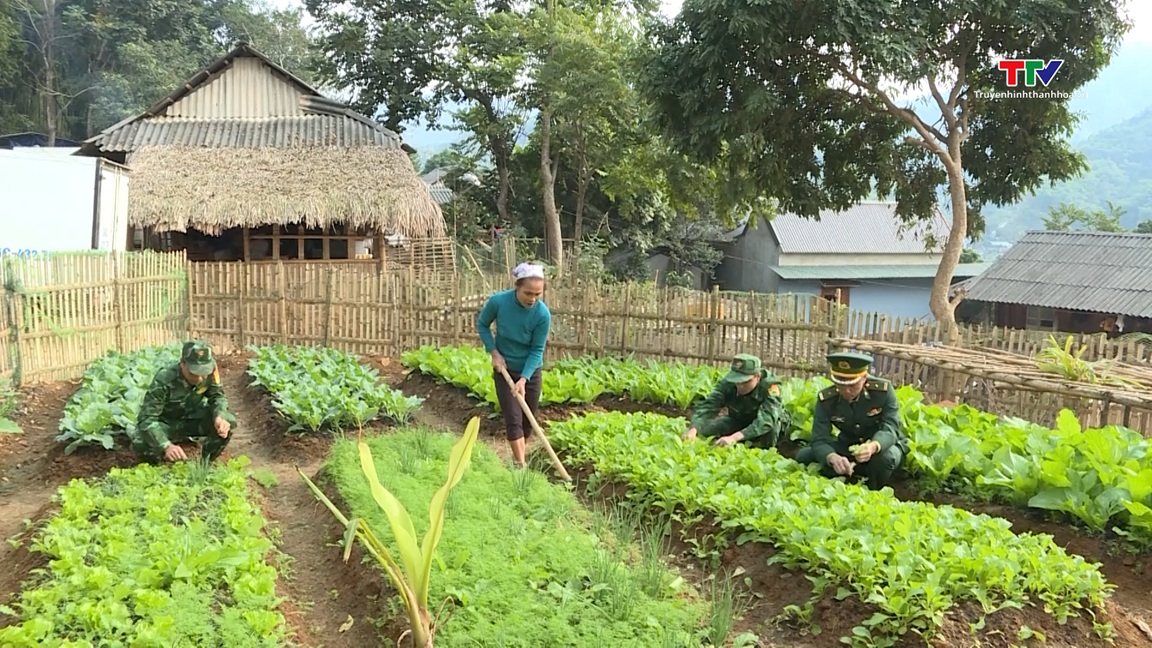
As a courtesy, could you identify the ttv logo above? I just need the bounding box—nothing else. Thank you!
[998,59,1064,87]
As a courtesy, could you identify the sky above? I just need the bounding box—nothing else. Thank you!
[268,0,1152,43]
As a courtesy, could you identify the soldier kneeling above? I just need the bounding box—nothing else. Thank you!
[795,352,908,490]
[131,341,237,464]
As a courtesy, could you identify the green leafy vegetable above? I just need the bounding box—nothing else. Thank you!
[0,457,287,646]
[549,411,1113,646]
[403,344,1152,545]
[57,343,184,454]
[247,344,423,433]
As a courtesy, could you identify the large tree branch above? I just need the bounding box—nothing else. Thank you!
[825,55,948,153]
[926,74,956,131]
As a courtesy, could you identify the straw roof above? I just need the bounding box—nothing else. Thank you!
[127,145,447,237]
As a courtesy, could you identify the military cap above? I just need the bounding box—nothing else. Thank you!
[826,351,872,385]
[723,354,763,383]
[181,340,217,376]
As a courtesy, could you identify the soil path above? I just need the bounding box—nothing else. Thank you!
[215,353,391,648]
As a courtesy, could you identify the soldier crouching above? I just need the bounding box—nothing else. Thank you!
[131,340,238,464]
[795,351,908,490]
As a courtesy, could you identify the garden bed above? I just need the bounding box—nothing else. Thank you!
[0,458,288,646]
[398,345,1152,647]
[321,428,721,647]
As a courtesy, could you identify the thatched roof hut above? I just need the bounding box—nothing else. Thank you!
[79,43,451,264]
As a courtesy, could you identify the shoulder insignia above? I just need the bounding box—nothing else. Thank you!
[767,383,781,397]
[818,385,838,402]
[212,368,220,385]
[865,379,889,392]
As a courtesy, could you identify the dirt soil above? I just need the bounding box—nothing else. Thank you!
[390,370,1152,648]
[3,353,1151,648]
[0,353,400,647]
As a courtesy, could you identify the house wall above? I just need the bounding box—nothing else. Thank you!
[778,278,937,319]
[647,253,706,289]
[778,252,943,266]
[713,225,781,293]
[167,57,306,118]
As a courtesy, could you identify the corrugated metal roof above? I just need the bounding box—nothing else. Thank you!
[80,43,416,155]
[97,115,404,152]
[765,201,951,254]
[964,230,1152,317]
[166,56,306,119]
[428,185,454,204]
[769,263,990,280]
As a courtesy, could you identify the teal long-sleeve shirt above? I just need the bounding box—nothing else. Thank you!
[477,289,552,378]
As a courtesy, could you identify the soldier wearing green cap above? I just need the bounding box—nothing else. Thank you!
[683,354,792,449]
[795,351,908,489]
[132,340,237,464]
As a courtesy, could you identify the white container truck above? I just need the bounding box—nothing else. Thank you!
[0,147,130,255]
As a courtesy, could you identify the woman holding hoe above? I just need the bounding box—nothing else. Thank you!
[477,262,553,468]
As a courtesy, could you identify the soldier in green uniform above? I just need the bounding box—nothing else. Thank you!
[795,351,908,490]
[683,354,792,449]
[132,341,237,464]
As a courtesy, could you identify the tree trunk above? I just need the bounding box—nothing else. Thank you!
[41,0,57,146]
[539,109,563,271]
[931,153,968,330]
[573,124,589,245]
[495,158,511,224]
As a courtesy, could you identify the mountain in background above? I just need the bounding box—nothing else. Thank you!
[1066,41,1152,141]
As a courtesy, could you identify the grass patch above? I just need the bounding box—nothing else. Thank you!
[0,457,288,647]
[326,427,713,647]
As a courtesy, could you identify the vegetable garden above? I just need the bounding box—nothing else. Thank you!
[0,340,1150,648]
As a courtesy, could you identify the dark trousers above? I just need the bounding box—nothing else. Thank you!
[795,444,903,490]
[133,410,237,463]
[493,368,542,441]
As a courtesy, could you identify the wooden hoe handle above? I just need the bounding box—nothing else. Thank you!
[498,366,571,481]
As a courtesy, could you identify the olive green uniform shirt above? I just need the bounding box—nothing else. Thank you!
[135,364,229,454]
[691,369,792,448]
[809,377,909,460]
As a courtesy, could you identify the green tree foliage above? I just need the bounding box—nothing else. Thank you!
[637,0,1130,323]
[959,248,982,263]
[306,0,528,223]
[1043,201,1127,232]
[0,0,316,142]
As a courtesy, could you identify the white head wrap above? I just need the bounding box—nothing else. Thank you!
[512,263,546,281]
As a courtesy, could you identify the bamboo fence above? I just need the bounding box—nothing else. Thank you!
[829,338,1152,433]
[4,253,1152,435]
[0,251,189,383]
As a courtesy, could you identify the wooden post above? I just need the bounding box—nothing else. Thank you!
[451,276,460,345]
[236,262,246,348]
[705,285,720,362]
[184,256,194,338]
[620,282,632,355]
[112,252,125,352]
[277,261,288,344]
[324,266,335,347]
[3,258,23,386]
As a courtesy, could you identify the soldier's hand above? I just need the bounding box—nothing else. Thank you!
[164,444,187,462]
[214,416,231,438]
[683,427,698,441]
[490,351,506,371]
[827,453,854,476]
[853,441,879,463]
[714,434,738,447]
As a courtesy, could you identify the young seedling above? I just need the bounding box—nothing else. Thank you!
[299,416,480,647]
